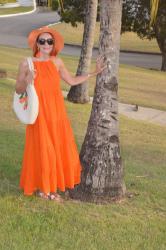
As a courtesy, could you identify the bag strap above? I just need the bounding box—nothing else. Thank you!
[27,57,34,85]
[27,57,34,71]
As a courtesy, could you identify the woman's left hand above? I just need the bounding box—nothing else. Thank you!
[95,55,107,75]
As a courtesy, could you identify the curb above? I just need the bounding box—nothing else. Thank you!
[64,43,161,56]
[0,0,36,18]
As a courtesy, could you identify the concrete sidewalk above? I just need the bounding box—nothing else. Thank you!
[62,91,166,127]
[119,103,166,126]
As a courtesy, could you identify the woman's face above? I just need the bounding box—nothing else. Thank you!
[37,32,54,55]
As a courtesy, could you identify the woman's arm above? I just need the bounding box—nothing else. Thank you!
[56,57,106,86]
[15,59,35,94]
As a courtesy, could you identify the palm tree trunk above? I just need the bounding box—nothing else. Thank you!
[161,51,166,71]
[72,0,126,202]
[67,0,98,103]
[156,37,166,72]
[153,0,166,71]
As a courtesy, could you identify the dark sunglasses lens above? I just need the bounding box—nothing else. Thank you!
[38,39,54,45]
[47,39,54,45]
[38,39,45,45]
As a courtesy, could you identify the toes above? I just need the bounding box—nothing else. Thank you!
[49,193,63,202]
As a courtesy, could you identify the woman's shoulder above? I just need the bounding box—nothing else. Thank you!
[18,57,29,70]
[51,56,64,71]
[51,56,63,65]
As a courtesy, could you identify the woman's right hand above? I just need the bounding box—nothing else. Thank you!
[15,59,36,94]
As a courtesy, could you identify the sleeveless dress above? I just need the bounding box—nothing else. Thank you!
[20,59,82,195]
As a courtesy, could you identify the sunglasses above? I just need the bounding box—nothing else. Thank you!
[37,38,54,45]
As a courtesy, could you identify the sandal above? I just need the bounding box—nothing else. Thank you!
[35,190,50,200]
[49,192,63,203]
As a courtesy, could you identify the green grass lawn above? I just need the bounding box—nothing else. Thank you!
[0,77,166,250]
[0,0,16,3]
[0,45,165,111]
[0,6,34,15]
[53,22,160,54]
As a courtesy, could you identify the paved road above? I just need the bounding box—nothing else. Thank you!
[0,10,162,70]
[0,10,60,47]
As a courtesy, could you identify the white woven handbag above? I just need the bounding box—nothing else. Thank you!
[13,57,39,124]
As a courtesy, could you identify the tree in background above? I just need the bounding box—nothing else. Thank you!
[60,0,85,26]
[58,0,98,103]
[122,0,166,71]
[66,0,98,103]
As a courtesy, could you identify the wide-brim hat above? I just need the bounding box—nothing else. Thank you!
[28,26,64,55]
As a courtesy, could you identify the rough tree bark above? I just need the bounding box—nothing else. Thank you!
[156,37,166,71]
[71,0,126,202]
[155,6,166,72]
[67,0,98,103]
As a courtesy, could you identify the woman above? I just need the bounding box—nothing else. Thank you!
[15,26,105,202]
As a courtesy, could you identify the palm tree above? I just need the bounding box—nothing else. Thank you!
[71,0,126,202]
[150,0,166,71]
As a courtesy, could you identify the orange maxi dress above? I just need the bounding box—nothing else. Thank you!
[20,59,82,195]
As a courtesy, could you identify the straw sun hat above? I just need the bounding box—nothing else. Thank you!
[28,26,64,56]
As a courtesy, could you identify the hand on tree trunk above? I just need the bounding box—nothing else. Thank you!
[95,55,107,75]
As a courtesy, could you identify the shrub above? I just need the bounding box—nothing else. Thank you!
[51,0,59,11]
